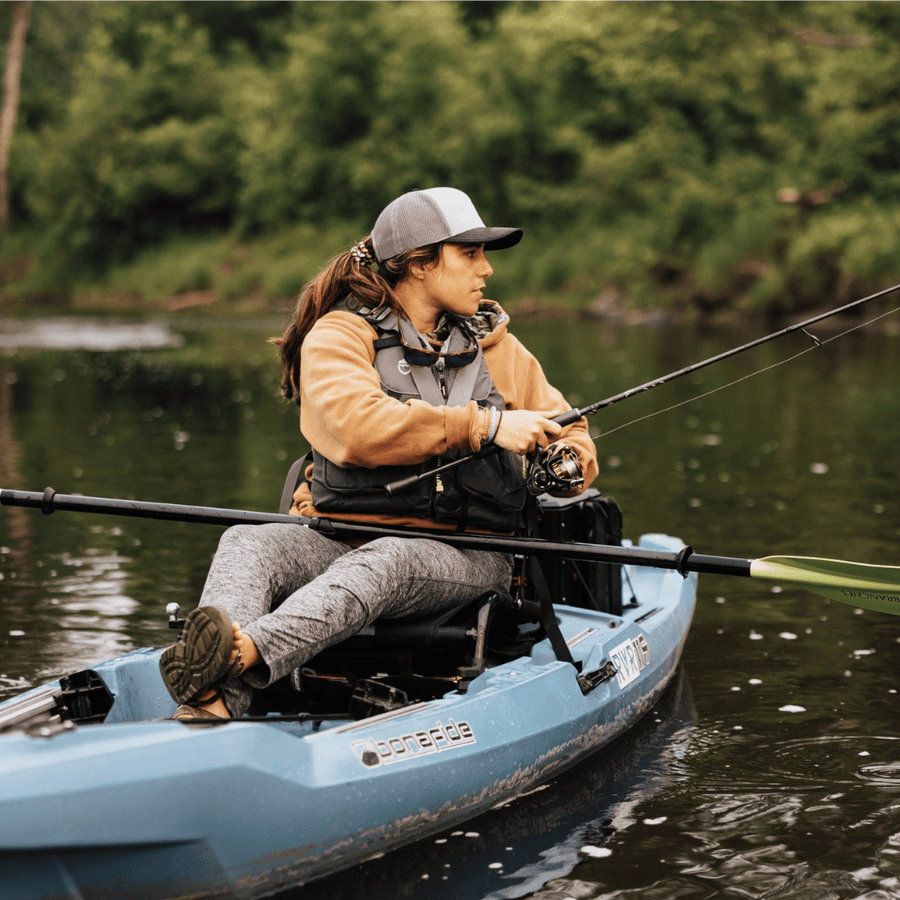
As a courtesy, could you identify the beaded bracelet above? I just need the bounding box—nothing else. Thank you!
[481,406,492,443]
[493,409,503,442]
[485,407,501,444]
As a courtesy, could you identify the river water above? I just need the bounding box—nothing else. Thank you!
[0,309,899,899]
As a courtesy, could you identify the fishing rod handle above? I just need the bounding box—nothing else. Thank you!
[383,445,502,496]
[552,408,586,427]
[383,474,423,497]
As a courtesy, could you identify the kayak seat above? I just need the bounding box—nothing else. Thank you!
[267,459,544,717]
[291,588,543,708]
[241,589,542,719]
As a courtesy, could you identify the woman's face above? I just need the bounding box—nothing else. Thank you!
[411,243,494,324]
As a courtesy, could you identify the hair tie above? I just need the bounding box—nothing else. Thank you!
[350,241,373,267]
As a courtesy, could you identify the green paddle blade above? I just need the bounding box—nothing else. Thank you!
[750,556,900,614]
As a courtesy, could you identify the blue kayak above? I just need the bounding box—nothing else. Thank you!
[0,531,696,900]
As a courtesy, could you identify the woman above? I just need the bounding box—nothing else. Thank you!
[159,187,599,719]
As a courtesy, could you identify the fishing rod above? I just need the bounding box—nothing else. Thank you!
[555,279,900,425]
[386,280,900,495]
[3,487,900,615]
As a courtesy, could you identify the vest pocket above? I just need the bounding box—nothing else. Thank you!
[311,454,433,517]
[434,449,527,531]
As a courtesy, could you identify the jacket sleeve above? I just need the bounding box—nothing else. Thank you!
[299,312,485,468]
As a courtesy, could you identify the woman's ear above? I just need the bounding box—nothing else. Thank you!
[405,256,437,282]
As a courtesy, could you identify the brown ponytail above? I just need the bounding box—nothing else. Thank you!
[273,236,442,402]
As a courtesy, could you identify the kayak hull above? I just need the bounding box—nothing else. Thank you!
[0,533,696,900]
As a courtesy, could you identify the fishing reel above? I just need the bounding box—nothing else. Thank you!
[526,444,583,496]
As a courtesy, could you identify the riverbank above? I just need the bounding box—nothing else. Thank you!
[3,221,644,320]
[2,222,898,336]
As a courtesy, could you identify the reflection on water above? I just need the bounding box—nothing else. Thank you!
[0,314,899,899]
[3,541,141,686]
[291,671,697,900]
[0,317,183,351]
[499,732,900,900]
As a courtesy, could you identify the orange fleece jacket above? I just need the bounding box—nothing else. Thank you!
[291,307,599,532]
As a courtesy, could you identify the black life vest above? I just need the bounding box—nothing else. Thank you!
[310,304,527,531]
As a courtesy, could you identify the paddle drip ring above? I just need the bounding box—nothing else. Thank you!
[41,487,57,515]
[675,545,694,579]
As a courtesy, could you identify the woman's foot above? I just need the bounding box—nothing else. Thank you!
[171,692,230,721]
[159,606,245,705]
[171,626,262,718]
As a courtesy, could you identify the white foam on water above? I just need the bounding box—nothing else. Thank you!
[0,318,184,351]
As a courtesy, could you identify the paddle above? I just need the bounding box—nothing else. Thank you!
[3,486,900,616]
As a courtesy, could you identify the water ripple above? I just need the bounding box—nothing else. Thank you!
[684,734,900,794]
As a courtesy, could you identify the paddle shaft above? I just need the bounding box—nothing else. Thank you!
[0,487,748,577]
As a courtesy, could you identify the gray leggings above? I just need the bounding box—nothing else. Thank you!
[198,523,513,716]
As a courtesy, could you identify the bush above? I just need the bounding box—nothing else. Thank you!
[11,1,900,311]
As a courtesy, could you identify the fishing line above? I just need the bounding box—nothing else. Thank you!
[595,302,900,439]
[382,282,900,496]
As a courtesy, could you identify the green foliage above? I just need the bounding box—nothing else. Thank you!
[98,232,229,302]
[20,6,240,275]
[7,1,900,312]
[230,3,473,232]
[93,222,363,313]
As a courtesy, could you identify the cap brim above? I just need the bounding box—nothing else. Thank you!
[446,227,523,251]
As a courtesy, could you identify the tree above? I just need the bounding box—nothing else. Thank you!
[0,0,30,231]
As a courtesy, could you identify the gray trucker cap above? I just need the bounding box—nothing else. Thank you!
[371,187,523,263]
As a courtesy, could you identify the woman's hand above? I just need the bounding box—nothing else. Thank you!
[493,409,562,454]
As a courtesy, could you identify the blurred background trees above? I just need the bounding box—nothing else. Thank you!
[2,0,899,313]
